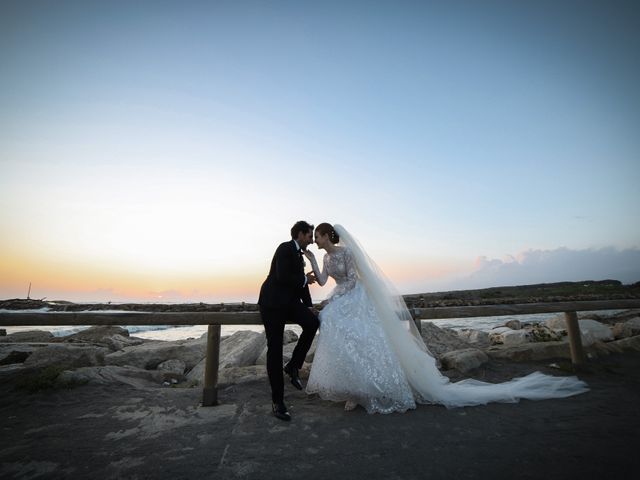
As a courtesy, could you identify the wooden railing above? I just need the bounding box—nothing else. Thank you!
[2,299,639,406]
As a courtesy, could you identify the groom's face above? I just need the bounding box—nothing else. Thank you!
[297,229,313,250]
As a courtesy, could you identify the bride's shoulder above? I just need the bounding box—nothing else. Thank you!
[335,246,352,257]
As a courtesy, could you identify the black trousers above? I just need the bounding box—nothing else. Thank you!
[260,303,319,403]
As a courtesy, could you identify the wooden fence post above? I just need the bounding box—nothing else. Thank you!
[412,309,422,334]
[202,324,221,407]
[564,311,586,368]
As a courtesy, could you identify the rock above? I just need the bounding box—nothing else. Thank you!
[0,350,31,365]
[56,365,165,388]
[487,341,572,362]
[305,334,319,363]
[440,348,488,373]
[156,359,187,382]
[501,330,531,346]
[0,344,43,364]
[528,325,563,342]
[283,330,299,344]
[457,329,490,347]
[577,336,640,359]
[64,326,145,351]
[545,317,613,346]
[0,363,28,382]
[68,325,130,339]
[281,342,298,364]
[255,346,268,366]
[624,317,640,336]
[504,320,522,330]
[611,322,633,340]
[186,331,266,385]
[420,322,472,357]
[23,345,109,369]
[605,309,640,323]
[255,333,317,366]
[0,330,55,343]
[105,337,207,371]
[218,365,269,385]
[157,359,186,375]
[545,314,569,330]
[488,327,514,345]
[578,319,614,346]
[219,331,266,368]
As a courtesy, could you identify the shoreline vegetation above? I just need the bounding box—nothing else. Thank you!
[2,279,639,312]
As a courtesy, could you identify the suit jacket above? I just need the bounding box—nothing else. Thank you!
[258,240,312,309]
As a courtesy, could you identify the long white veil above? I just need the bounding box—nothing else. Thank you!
[334,224,589,408]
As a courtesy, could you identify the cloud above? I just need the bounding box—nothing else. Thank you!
[459,246,640,289]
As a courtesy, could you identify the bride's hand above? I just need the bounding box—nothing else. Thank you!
[303,250,315,261]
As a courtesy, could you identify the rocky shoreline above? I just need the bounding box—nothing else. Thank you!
[1,308,639,392]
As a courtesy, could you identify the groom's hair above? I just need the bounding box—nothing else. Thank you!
[291,221,314,239]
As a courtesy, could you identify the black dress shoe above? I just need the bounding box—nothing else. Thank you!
[272,402,291,421]
[283,363,303,390]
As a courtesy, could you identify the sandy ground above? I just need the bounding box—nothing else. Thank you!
[1,354,639,480]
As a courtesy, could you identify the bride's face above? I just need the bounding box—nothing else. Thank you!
[314,232,330,250]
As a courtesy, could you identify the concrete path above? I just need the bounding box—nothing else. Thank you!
[1,354,639,479]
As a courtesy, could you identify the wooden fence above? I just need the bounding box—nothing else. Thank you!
[2,299,639,406]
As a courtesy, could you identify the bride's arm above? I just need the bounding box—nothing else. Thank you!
[304,251,329,286]
[342,249,358,291]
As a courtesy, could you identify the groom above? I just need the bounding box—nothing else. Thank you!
[258,221,320,421]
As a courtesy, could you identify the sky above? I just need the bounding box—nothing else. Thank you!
[1,0,639,303]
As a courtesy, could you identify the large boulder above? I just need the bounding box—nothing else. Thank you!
[0,330,55,343]
[305,334,319,363]
[579,319,614,346]
[440,348,488,373]
[611,322,633,340]
[255,346,268,366]
[488,327,516,345]
[545,317,614,346]
[283,330,299,344]
[504,320,522,330]
[218,365,269,385]
[487,341,571,362]
[457,329,490,347]
[186,331,266,384]
[56,365,165,388]
[105,337,206,371]
[501,330,531,346]
[0,343,45,365]
[529,325,563,342]
[420,322,471,357]
[545,314,570,330]
[255,332,319,365]
[157,359,187,382]
[218,331,266,369]
[23,344,109,369]
[625,317,640,336]
[64,326,145,351]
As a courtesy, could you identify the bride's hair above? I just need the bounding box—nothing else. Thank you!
[316,223,339,244]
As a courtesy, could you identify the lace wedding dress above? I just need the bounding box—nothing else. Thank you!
[306,225,589,414]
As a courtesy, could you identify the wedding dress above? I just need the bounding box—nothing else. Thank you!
[306,225,589,413]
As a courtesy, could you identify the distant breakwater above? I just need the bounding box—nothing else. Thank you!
[2,280,640,312]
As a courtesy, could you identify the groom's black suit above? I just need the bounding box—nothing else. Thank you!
[259,240,319,404]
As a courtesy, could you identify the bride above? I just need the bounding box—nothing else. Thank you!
[304,223,588,414]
